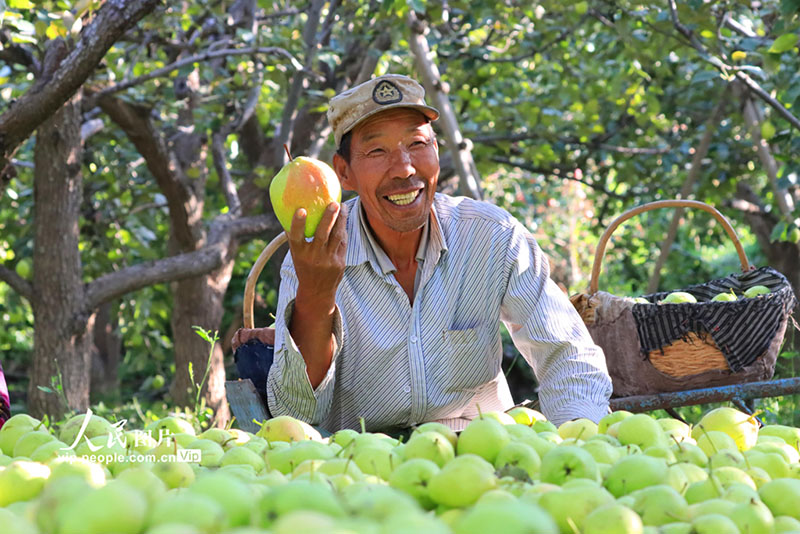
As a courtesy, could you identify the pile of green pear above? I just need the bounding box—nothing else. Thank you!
[1,405,799,534]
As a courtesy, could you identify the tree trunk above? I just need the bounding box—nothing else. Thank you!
[90,301,122,399]
[28,93,90,419]
[170,246,236,428]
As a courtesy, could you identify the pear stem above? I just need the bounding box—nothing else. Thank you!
[284,144,293,161]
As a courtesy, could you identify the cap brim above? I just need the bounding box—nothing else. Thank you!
[340,104,440,145]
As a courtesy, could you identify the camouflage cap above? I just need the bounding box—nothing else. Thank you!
[327,74,440,148]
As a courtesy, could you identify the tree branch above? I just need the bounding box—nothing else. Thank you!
[85,214,278,309]
[667,0,800,132]
[211,132,242,216]
[95,92,202,250]
[0,264,33,301]
[92,46,305,100]
[409,11,483,200]
[272,0,326,167]
[0,0,160,181]
[491,155,628,199]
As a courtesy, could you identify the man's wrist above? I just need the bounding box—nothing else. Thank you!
[295,288,337,316]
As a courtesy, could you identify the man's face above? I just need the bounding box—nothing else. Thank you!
[333,108,439,236]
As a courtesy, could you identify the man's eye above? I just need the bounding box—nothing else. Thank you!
[368,148,385,155]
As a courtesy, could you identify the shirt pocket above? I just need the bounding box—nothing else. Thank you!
[442,325,498,393]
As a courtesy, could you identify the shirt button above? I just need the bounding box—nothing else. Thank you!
[410,335,418,343]
[403,385,411,393]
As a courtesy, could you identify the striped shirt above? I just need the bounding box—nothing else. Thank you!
[267,193,612,432]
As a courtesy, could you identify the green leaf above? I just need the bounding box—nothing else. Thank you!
[779,351,799,359]
[37,386,53,394]
[770,221,787,242]
[9,0,34,8]
[692,70,719,84]
[769,33,798,53]
[781,0,800,15]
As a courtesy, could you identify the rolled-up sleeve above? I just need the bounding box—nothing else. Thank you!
[266,255,344,425]
[499,224,612,426]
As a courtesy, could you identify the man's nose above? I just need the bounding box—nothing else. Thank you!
[389,148,415,179]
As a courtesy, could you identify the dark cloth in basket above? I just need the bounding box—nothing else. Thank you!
[632,266,797,371]
[233,340,274,417]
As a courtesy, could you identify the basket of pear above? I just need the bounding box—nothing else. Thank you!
[570,200,797,397]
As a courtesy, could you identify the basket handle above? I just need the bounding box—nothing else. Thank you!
[243,232,289,329]
[589,199,750,295]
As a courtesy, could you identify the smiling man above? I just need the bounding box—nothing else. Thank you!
[255,74,612,432]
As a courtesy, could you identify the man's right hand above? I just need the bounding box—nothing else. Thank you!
[286,201,347,389]
[288,201,348,307]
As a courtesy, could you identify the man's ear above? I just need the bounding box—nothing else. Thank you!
[333,153,354,192]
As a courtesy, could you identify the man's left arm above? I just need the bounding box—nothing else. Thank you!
[499,224,612,426]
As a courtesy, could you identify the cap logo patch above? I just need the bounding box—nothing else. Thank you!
[372,80,403,105]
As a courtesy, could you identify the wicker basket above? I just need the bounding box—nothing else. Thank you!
[570,200,796,397]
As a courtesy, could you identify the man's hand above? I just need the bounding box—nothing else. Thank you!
[231,327,275,351]
[287,201,347,388]
[289,202,348,308]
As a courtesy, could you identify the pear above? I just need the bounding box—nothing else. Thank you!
[269,155,341,237]
[691,407,759,451]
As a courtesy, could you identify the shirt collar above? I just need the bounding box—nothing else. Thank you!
[345,195,448,274]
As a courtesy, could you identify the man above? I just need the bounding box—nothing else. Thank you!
[238,74,611,432]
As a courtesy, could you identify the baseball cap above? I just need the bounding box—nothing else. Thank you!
[327,74,440,148]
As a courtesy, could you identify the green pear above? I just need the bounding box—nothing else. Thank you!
[456,417,511,463]
[540,445,600,485]
[494,441,541,479]
[690,513,740,534]
[47,455,106,487]
[269,156,342,237]
[186,438,225,467]
[558,418,598,441]
[190,471,257,527]
[428,454,497,508]
[506,406,547,427]
[617,414,666,450]
[257,415,311,443]
[744,285,770,298]
[603,454,669,497]
[56,480,147,534]
[402,431,455,467]
[692,407,759,451]
[453,499,559,534]
[0,425,33,456]
[660,292,697,304]
[115,465,167,506]
[258,480,345,527]
[340,483,420,521]
[148,491,227,532]
[598,411,633,434]
[0,460,50,506]
[58,413,116,447]
[388,458,440,510]
[0,507,39,534]
[220,444,266,472]
[151,457,195,488]
[35,474,92,533]
[759,478,800,519]
[583,502,644,534]
[538,484,615,533]
[629,484,688,526]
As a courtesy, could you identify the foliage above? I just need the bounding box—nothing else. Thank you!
[1,0,799,423]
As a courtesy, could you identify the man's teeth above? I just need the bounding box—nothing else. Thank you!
[387,191,419,206]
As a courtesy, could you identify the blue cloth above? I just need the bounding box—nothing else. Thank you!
[233,340,274,417]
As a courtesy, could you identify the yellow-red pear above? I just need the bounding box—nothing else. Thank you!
[269,156,341,237]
